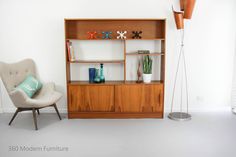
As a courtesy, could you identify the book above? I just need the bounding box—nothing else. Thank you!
[66,40,76,61]
[138,50,150,54]
[66,40,71,61]
[69,42,75,61]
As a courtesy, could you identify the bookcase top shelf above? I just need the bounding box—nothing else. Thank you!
[65,18,166,21]
[65,19,166,40]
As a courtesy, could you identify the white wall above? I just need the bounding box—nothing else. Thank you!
[231,14,236,110]
[0,0,235,113]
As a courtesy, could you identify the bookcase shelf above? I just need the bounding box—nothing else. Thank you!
[65,18,166,119]
[69,80,163,86]
[66,38,165,41]
[125,38,165,40]
[69,81,124,85]
[126,52,164,56]
[70,60,124,64]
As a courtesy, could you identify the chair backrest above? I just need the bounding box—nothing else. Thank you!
[0,59,36,93]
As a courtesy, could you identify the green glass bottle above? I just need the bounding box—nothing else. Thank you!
[100,63,105,83]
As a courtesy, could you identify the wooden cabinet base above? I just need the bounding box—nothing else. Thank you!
[67,83,164,119]
[68,112,163,119]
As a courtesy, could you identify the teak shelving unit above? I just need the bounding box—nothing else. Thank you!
[65,19,166,118]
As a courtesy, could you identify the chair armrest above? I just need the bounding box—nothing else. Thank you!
[43,82,56,91]
[40,82,56,93]
[9,89,29,108]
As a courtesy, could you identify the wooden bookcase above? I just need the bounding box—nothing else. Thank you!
[65,19,166,118]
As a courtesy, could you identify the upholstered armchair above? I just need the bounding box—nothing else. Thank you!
[0,59,62,130]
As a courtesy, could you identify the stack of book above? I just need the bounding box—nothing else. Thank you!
[137,50,150,54]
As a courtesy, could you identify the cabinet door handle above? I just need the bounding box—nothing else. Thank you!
[142,106,145,112]
[86,104,90,111]
[118,106,121,112]
[111,105,115,111]
[70,93,73,105]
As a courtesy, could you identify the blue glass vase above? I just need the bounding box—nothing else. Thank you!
[89,68,95,83]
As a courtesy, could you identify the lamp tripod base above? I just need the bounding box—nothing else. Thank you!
[168,112,191,121]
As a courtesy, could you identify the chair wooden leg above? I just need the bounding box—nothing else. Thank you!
[37,109,40,115]
[9,108,20,125]
[53,104,62,120]
[32,108,38,130]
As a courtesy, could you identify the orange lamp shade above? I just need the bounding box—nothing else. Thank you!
[184,0,196,19]
[180,0,185,11]
[173,10,184,30]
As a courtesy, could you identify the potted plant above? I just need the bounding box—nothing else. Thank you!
[143,55,152,83]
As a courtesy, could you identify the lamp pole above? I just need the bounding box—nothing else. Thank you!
[168,28,191,121]
[168,0,196,120]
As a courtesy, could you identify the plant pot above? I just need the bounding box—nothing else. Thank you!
[184,0,196,19]
[143,74,152,83]
[173,9,184,30]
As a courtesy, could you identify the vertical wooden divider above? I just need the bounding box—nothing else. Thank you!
[160,20,166,118]
[161,40,165,81]
[64,20,71,83]
[161,20,166,82]
[64,20,70,114]
[124,40,127,82]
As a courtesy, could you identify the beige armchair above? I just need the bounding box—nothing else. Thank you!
[0,59,62,130]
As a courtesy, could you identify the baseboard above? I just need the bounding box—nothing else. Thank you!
[1,108,68,113]
[164,106,231,113]
[1,106,231,114]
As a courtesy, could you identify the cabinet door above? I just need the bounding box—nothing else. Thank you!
[115,84,163,112]
[68,85,114,112]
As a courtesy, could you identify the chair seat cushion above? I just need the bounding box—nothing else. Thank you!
[27,82,62,107]
[28,90,62,107]
[17,75,42,98]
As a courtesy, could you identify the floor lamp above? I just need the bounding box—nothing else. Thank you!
[168,0,196,121]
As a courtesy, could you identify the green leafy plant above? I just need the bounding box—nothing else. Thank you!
[143,55,152,74]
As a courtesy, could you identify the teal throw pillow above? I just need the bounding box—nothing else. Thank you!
[17,75,43,98]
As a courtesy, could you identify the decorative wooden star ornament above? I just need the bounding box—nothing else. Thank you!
[132,31,142,39]
[87,31,97,39]
[116,31,127,39]
[102,31,112,39]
